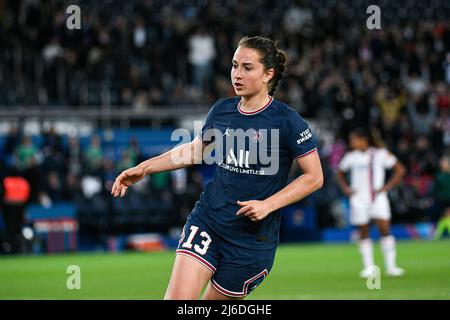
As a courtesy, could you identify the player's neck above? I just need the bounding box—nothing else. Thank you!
[240,92,271,112]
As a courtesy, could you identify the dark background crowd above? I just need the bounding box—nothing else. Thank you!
[1,0,450,250]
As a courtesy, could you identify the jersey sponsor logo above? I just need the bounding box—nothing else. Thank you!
[220,148,266,175]
[172,124,281,175]
[215,128,280,175]
[297,128,312,144]
[219,161,266,175]
[226,148,250,168]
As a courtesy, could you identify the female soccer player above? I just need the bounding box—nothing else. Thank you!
[111,36,323,299]
[336,128,406,278]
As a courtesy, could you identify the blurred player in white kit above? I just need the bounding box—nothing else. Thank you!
[336,128,406,278]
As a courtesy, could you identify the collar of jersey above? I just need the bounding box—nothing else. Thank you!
[237,96,274,116]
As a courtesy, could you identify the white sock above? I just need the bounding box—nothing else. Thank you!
[358,238,374,270]
[380,235,397,270]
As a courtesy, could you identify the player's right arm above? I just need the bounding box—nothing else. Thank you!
[336,154,354,197]
[111,136,206,197]
[336,169,354,197]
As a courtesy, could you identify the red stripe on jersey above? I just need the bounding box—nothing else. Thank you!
[211,269,268,297]
[369,151,375,202]
[295,147,318,159]
[211,280,247,297]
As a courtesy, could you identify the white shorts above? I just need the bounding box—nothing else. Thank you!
[349,192,391,226]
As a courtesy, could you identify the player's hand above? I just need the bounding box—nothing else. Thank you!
[236,200,272,222]
[111,166,146,198]
[372,187,388,200]
[375,187,388,194]
[343,186,354,197]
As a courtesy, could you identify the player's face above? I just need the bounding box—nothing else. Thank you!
[231,46,273,97]
[349,134,368,150]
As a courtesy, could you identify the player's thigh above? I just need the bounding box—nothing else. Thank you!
[164,254,213,300]
[350,200,370,226]
[166,213,220,300]
[372,218,391,236]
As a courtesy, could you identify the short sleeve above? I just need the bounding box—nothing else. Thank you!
[199,99,222,144]
[284,109,317,159]
[381,149,397,169]
[339,154,351,172]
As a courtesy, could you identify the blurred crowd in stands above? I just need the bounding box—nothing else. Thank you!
[1,0,450,236]
[0,126,205,238]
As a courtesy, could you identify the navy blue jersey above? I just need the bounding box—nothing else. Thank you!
[193,96,317,250]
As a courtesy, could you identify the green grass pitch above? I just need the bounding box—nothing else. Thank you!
[0,240,449,299]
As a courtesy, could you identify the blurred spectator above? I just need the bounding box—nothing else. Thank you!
[116,150,136,172]
[434,156,450,221]
[283,5,313,36]
[171,168,188,195]
[404,140,436,221]
[444,53,450,85]
[116,137,141,172]
[102,158,118,195]
[4,125,22,158]
[188,26,216,93]
[407,93,437,136]
[81,175,102,199]
[150,171,171,192]
[436,83,450,111]
[83,135,104,175]
[1,167,31,254]
[374,86,407,130]
[42,127,64,155]
[133,17,147,49]
[403,71,429,98]
[13,136,41,171]
[65,136,82,176]
[44,171,65,203]
[434,207,450,239]
[63,172,81,201]
[42,37,63,63]
[13,136,44,203]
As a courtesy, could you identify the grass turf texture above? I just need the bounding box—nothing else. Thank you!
[0,240,449,299]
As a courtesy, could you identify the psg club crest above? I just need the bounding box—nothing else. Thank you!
[251,129,263,143]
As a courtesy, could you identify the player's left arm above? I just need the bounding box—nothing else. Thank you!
[375,160,406,194]
[236,151,323,222]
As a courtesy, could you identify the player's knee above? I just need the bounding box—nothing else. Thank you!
[358,226,370,238]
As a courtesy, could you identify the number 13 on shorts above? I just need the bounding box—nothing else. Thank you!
[181,225,211,255]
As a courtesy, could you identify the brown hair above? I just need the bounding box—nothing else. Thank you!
[350,127,386,148]
[238,36,287,95]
